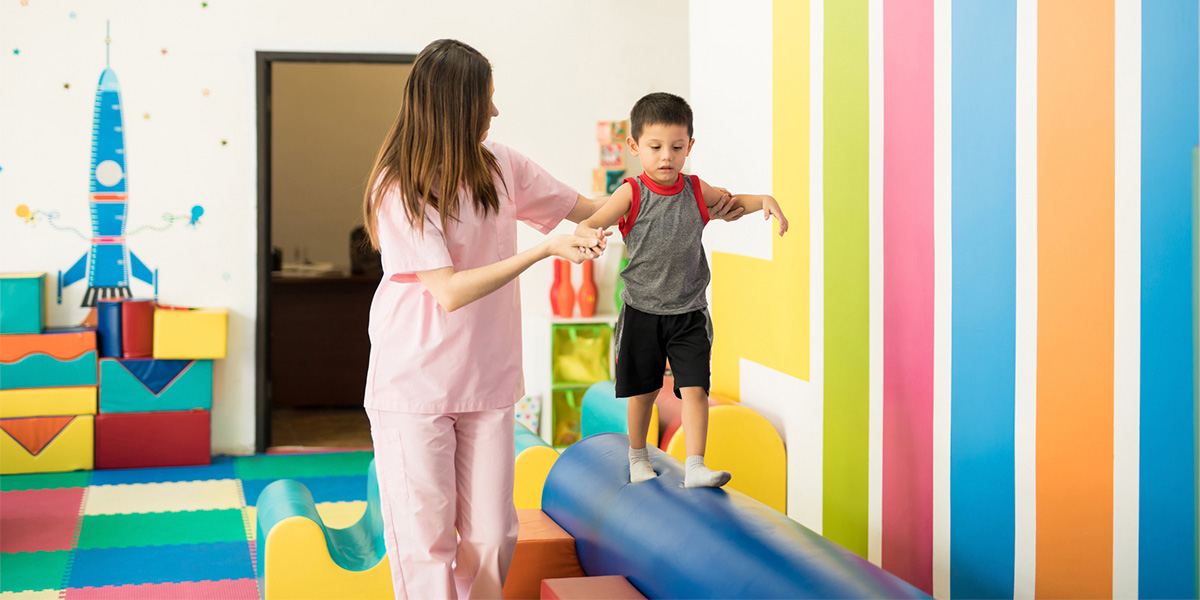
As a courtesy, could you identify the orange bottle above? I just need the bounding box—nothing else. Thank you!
[550,258,562,316]
[578,260,597,318]
[556,260,575,318]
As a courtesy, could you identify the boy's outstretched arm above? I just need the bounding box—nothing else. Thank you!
[697,178,789,236]
[575,182,633,239]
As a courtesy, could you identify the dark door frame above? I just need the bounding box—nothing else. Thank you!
[255,51,416,452]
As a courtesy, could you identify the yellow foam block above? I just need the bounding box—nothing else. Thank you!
[514,445,559,510]
[153,307,228,359]
[0,386,97,418]
[667,404,787,513]
[264,515,393,600]
[0,415,93,475]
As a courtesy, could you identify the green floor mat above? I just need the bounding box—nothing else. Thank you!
[0,471,91,492]
[0,550,70,593]
[233,451,373,481]
[76,509,248,550]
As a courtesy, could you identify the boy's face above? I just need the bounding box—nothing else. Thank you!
[628,123,694,185]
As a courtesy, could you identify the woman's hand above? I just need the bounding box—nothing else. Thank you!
[544,234,606,263]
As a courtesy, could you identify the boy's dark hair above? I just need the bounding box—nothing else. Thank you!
[630,92,693,141]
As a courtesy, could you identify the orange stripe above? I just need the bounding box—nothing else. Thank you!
[0,331,96,363]
[1035,2,1114,598]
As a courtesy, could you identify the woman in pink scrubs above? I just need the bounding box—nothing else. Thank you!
[359,39,608,599]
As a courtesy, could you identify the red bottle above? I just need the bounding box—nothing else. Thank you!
[555,260,575,318]
[578,261,597,318]
[550,258,562,316]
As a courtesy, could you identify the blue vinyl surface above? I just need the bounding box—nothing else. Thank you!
[69,542,253,588]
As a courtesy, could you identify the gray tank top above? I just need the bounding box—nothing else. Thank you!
[618,174,710,315]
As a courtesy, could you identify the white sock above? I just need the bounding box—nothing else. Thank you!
[628,446,657,483]
[684,455,731,488]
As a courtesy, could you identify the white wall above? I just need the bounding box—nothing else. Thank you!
[0,0,688,454]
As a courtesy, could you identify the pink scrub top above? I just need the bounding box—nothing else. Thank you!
[364,141,577,414]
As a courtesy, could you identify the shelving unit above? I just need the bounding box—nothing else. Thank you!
[525,314,617,448]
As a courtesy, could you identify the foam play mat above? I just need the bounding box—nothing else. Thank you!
[0,450,373,598]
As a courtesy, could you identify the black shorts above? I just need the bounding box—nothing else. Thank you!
[614,305,713,399]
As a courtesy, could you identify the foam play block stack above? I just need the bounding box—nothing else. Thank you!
[93,304,226,469]
[0,327,99,474]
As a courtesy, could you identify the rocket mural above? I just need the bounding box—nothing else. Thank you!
[59,24,156,307]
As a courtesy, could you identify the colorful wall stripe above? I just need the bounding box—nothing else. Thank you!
[1036,2,1115,597]
[709,0,810,402]
[822,0,871,558]
[880,0,933,594]
[698,1,1199,595]
[949,1,1017,598]
[1139,2,1199,598]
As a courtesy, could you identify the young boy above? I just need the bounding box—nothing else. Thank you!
[575,92,787,487]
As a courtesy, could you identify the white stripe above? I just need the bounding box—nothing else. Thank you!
[1112,0,1142,596]
[867,0,886,567]
[932,0,953,597]
[1013,1,1039,597]
[808,0,826,535]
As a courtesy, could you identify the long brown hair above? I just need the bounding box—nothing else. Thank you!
[362,39,502,249]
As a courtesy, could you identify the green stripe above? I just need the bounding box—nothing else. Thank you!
[77,509,247,549]
[822,0,871,558]
[0,470,91,491]
[234,451,373,481]
[0,550,69,593]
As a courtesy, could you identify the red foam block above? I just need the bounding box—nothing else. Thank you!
[94,409,211,469]
[541,576,646,600]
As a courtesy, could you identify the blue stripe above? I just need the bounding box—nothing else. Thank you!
[949,2,1016,598]
[1140,2,1199,598]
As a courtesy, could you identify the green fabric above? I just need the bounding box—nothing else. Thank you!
[823,0,871,559]
[77,509,246,549]
[234,451,373,481]
[0,550,69,593]
[0,470,91,491]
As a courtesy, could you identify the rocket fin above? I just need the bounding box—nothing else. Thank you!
[129,251,155,286]
[62,254,87,287]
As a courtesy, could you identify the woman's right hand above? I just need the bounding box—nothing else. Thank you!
[545,234,605,263]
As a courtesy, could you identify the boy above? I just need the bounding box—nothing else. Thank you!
[575,92,787,487]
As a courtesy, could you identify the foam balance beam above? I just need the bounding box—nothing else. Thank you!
[541,433,930,599]
[257,459,391,600]
[258,460,585,600]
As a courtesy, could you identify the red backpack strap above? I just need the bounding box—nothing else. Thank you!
[690,175,710,226]
[617,177,641,238]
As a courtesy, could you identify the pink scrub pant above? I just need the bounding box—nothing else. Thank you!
[368,406,518,600]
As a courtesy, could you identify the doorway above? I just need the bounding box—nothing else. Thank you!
[255,51,414,452]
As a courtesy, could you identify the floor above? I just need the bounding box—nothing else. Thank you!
[0,450,374,598]
[269,406,372,449]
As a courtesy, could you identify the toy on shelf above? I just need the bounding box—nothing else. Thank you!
[591,120,632,196]
[577,262,597,318]
[552,260,575,318]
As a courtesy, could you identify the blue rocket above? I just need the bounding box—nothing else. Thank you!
[59,25,156,307]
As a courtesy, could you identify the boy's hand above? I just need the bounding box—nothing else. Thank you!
[760,196,788,236]
[574,223,612,252]
[709,187,746,222]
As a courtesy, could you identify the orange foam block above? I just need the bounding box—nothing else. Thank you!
[504,509,586,600]
[541,576,647,600]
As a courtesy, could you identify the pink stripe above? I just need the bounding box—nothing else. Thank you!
[881,0,935,594]
[65,579,260,599]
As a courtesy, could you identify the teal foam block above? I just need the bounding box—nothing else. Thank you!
[0,273,46,335]
[0,350,98,390]
[99,359,212,413]
[579,380,629,438]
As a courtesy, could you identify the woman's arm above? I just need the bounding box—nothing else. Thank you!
[565,194,610,224]
[416,234,602,312]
